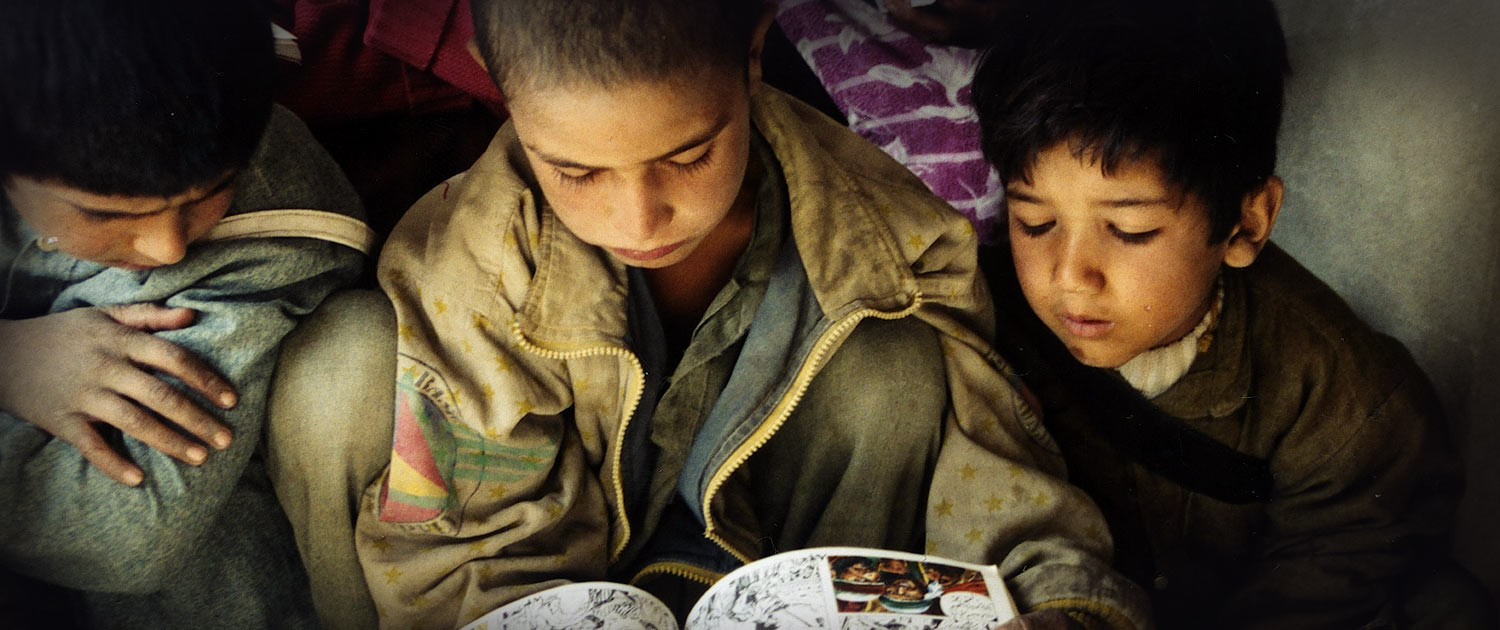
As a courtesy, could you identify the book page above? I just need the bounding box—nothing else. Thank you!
[685,547,1016,630]
[460,581,677,630]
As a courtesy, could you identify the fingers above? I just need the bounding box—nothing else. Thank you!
[112,362,233,451]
[124,330,238,412]
[100,303,197,332]
[49,416,146,487]
[87,385,215,466]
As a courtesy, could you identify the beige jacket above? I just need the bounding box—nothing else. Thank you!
[355,87,1148,630]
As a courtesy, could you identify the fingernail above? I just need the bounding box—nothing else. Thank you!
[124,470,144,486]
[212,432,231,450]
[219,392,237,408]
[188,446,208,464]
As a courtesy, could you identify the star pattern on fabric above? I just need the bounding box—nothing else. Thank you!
[472,313,491,331]
[401,365,418,381]
[985,494,1005,513]
[489,484,507,499]
[462,339,473,354]
[494,355,512,372]
[478,564,496,580]
[411,593,428,608]
[516,399,536,416]
[959,463,977,479]
[384,566,403,584]
[434,300,448,315]
[371,538,393,553]
[398,323,416,340]
[965,527,984,543]
[907,233,925,250]
[934,498,954,517]
[926,541,939,554]
[545,502,564,520]
[467,539,488,554]
[1030,491,1051,507]
[481,384,495,399]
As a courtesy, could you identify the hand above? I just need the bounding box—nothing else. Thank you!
[994,609,1086,630]
[0,304,236,486]
[886,0,1010,48]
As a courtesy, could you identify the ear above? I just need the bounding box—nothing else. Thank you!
[746,3,777,92]
[1222,176,1283,268]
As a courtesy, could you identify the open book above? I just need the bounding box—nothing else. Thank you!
[460,547,1017,630]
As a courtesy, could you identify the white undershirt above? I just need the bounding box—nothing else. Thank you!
[1116,281,1224,399]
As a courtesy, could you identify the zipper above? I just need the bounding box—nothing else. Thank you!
[627,560,725,588]
[700,295,925,563]
[508,318,646,562]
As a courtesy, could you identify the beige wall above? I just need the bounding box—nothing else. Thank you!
[1274,0,1500,599]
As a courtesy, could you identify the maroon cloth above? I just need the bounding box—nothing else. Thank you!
[365,0,503,108]
[273,0,501,123]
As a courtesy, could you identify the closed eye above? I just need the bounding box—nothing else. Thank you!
[1012,216,1055,237]
[1109,225,1160,244]
[668,144,714,175]
[555,168,600,188]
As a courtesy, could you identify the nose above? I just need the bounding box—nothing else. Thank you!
[1053,234,1106,294]
[133,213,190,266]
[610,173,671,242]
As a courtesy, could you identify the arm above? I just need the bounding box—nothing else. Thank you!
[924,332,1151,630]
[1219,370,1461,629]
[0,237,361,592]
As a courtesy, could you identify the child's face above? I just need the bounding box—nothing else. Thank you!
[507,70,754,269]
[1005,142,1231,368]
[3,174,235,270]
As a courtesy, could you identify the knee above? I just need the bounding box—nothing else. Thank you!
[268,289,396,459]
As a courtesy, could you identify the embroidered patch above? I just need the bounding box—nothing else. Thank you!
[381,354,460,522]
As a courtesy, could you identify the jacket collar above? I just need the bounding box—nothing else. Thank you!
[1150,263,1254,419]
[493,87,969,348]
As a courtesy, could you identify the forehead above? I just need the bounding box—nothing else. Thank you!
[506,72,748,167]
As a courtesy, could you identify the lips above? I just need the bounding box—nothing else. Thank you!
[1061,313,1113,339]
[609,240,685,262]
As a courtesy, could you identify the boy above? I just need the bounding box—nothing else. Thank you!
[0,0,369,626]
[974,0,1481,627]
[353,0,1148,628]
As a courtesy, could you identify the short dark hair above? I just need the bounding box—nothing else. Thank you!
[973,0,1289,242]
[0,0,274,196]
[470,0,765,95]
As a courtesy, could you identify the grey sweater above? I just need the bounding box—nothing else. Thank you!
[0,106,365,629]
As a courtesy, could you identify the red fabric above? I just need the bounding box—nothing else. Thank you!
[365,0,504,108]
[273,0,499,123]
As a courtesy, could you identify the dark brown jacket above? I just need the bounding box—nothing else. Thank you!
[987,243,1464,629]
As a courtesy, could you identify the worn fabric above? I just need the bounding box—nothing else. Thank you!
[267,289,397,630]
[988,243,1466,630]
[356,86,1148,630]
[0,105,366,629]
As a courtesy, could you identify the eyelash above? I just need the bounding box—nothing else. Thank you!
[552,146,715,189]
[1011,216,1161,245]
[1109,225,1160,244]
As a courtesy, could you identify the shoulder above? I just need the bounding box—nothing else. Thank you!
[1240,244,1419,384]
[228,105,365,222]
[378,123,545,308]
[1234,244,1443,459]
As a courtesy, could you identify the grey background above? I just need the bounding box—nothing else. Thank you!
[1274,0,1500,601]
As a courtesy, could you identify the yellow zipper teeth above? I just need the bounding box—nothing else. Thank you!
[627,561,725,588]
[509,319,645,562]
[701,295,925,563]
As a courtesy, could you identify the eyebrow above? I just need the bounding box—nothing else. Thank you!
[526,113,730,171]
[1004,188,1173,208]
